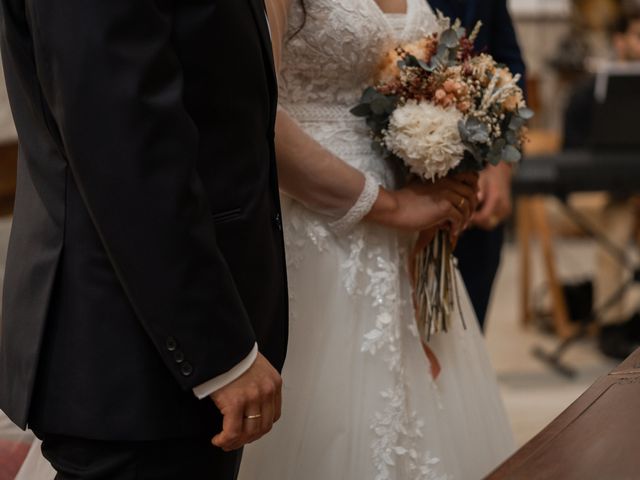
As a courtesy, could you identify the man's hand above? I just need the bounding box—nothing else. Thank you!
[472,163,513,230]
[211,353,283,452]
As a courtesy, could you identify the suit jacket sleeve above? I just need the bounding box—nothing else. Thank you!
[488,0,527,93]
[26,0,257,389]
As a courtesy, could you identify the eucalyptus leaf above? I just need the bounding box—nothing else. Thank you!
[366,114,389,133]
[366,116,381,129]
[459,126,472,142]
[469,130,488,143]
[418,59,434,72]
[491,138,506,153]
[383,96,398,114]
[501,144,522,163]
[436,43,449,59]
[504,130,518,145]
[462,117,490,144]
[458,120,470,142]
[518,107,534,120]
[465,116,484,129]
[370,97,389,115]
[487,138,506,166]
[440,29,459,48]
[361,87,377,103]
[447,50,460,67]
[350,103,371,117]
[429,44,450,69]
[487,151,501,166]
[508,115,525,130]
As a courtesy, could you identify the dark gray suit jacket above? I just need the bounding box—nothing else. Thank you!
[0,0,288,440]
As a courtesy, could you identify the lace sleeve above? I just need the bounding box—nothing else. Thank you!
[327,172,380,234]
[266,0,380,230]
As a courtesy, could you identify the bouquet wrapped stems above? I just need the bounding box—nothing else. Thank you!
[352,12,531,342]
[412,230,467,342]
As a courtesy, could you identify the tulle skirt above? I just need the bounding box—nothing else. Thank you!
[238,202,515,480]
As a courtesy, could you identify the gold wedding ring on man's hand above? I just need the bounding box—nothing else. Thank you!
[244,413,262,420]
[457,197,466,209]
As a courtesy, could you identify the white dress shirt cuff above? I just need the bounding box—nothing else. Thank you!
[192,343,258,399]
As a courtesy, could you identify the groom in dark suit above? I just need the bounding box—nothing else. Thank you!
[428,0,526,329]
[0,0,288,478]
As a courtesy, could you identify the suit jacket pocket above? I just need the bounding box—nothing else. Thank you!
[211,208,243,224]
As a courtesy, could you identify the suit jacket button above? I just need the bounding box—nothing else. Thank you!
[180,362,194,377]
[166,337,177,352]
[274,213,282,231]
[174,350,185,364]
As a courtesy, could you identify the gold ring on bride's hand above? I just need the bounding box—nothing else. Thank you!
[458,197,466,209]
[244,413,262,420]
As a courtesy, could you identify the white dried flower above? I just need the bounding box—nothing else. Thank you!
[383,101,465,181]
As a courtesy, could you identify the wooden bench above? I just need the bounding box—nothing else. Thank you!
[486,347,640,479]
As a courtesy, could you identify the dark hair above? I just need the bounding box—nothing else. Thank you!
[612,11,640,34]
[289,0,307,39]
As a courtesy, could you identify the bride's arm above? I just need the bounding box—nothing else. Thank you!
[276,109,477,234]
[275,109,371,219]
[266,0,478,233]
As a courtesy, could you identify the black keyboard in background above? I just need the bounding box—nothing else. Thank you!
[512,150,640,196]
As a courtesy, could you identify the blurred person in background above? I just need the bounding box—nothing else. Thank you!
[563,8,640,358]
[427,0,527,330]
[564,11,640,149]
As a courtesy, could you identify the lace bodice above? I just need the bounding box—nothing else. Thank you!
[277,0,438,187]
[386,13,410,37]
[279,0,437,110]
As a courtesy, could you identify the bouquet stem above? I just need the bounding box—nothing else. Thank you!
[413,230,467,342]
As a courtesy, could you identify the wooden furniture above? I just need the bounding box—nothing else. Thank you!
[486,348,640,479]
[0,142,17,216]
[518,195,577,337]
[515,141,640,339]
[517,130,577,337]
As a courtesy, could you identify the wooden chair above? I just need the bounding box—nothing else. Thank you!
[518,130,579,339]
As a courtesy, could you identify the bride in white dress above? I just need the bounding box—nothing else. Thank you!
[15,0,514,479]
[238,0,515,479]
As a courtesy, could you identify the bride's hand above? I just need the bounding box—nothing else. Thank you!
[367,172,479,234]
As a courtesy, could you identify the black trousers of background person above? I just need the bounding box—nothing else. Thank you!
[454,226,505,331]
[38,433,243,480]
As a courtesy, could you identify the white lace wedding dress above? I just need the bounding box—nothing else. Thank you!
[15,1,514,479]
[239,0,515,479]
